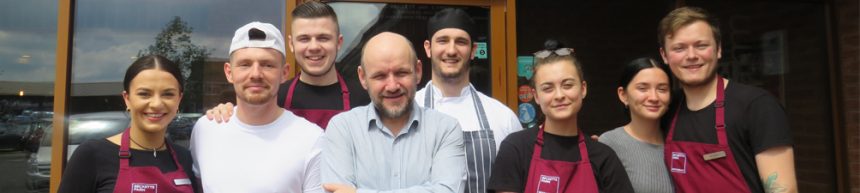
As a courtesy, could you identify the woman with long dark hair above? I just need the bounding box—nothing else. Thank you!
[599,57,674,193]
[59,55,199,193]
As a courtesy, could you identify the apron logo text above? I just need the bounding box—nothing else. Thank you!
[131,183,157,193]
[671,152,687,174]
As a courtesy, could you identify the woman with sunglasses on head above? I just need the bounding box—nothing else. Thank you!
[59,55,199,193]
[598,57,674,193]
[488,40,633,193]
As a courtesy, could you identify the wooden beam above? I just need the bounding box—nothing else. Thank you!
[286,0,299,78]
[489,0,507,105]
[504,0,518,110]
[50,0,73,192]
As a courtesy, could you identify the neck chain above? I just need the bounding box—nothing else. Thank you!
[129,137,165,157]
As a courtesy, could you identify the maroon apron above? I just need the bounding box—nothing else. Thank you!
[284,72,350,129]
[524,126,599,193]
[664,77,750,193]
[114,129,194,193]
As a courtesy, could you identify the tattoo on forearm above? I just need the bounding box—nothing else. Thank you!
[764,172,787,193]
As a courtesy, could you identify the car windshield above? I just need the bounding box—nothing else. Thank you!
[40,114,129,146]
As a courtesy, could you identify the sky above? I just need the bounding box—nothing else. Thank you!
[0,1,386,83]
[0,0,286,83]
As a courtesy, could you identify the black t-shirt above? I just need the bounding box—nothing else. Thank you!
[668,81,792,193]
[277,77,370,110]
[488,127,634,193]
[58,139,200,193]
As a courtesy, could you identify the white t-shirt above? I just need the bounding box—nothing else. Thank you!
[415,82,523,149]
[190,109,323,193]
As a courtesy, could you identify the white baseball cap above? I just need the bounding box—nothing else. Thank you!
[229,21,286,58]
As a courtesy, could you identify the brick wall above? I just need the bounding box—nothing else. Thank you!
[836,0,860,192]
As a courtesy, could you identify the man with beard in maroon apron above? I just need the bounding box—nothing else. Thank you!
[657,7,797,193]
[205,1,369,129]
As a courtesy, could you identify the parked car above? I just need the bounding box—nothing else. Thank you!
[0,123,22,151]
[26,111,129,192]
[167,113,201,141]
[0,115,39,151]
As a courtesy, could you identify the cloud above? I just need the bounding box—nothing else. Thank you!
[0,30,58,82]
[0,0,286,83]
[71,28,151,83]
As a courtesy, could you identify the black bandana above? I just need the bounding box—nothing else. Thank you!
[427,8,476,41]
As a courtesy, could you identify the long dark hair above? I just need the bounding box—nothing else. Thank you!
[123,55,184,93]
[618,57,672,116]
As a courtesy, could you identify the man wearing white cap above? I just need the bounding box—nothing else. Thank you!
[205,1,370,129]
[189,21,323,193]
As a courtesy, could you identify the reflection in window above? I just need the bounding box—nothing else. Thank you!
[0,1,57,193]
[69,0,285,148]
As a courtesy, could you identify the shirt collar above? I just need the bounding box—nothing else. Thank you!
[426,81,473,100]
[366,101,422,136]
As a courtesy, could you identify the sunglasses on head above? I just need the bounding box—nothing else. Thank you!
[533,48,575,59]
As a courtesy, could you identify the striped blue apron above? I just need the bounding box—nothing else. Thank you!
[424,85,496,193]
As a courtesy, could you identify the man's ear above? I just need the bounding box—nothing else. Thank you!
[357,66,368,90]
[716,43,722,59]
[659,47,669,64]
[224,62,234,83]
[423,40,432,58]
[470,42,477,60]
[288,35,295,53]
[415,59,423,81]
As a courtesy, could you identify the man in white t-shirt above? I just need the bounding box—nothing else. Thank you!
[190,21,323,193]
[414,8,523,193]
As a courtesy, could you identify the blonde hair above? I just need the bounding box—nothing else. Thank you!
[657,6,721,48]
[532,39,584,86]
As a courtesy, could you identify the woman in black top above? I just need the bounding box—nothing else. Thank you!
[59,55,200,193]
[488,40,633,193]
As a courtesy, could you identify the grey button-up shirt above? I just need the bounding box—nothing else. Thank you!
[321,102,466,193]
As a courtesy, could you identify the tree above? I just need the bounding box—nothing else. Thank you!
[139,16,211,112]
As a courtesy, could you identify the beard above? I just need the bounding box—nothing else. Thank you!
[236,85,275,105]
[374,100,413,119]
[371,88,414,119]
[432,58,470,81]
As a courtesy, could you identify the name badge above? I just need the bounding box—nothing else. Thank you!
[703,151,727,161]
[174,178,192,186]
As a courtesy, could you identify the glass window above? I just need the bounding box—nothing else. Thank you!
[69,0,284,147]
[0,1,58,192]
[328,2,492,94]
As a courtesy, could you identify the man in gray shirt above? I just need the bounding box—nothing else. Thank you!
[321,32,466,193]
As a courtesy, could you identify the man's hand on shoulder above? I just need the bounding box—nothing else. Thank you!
[204,102,235,123]
[323,183,356,193]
